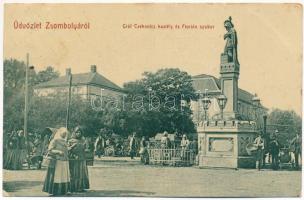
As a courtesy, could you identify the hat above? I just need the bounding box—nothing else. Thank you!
[224,16,234,28]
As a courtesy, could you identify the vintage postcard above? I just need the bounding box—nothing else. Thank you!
[2,3,302,198]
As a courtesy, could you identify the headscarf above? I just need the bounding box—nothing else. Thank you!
[72,126,83,140]
[52,127,69,141]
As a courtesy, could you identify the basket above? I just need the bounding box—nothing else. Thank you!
[246,143,258,156]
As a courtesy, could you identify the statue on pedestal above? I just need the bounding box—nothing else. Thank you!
[223,16,239,65]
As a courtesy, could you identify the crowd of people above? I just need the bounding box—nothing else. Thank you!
[4,126,300,196]
[253,130,302,170]
[93,130,198,165]
[4,127,91,196]
[3,130,48,170]
[3,130,28,170]
[94,130,127,157]
[128,131,198,165]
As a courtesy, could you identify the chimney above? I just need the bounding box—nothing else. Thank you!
[91,65,97,73]
[66,68,71,76]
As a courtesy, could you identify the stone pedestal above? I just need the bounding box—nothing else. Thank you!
[197,120,257,169]
[220,54,240,119]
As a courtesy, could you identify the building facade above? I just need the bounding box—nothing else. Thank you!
[34,65,125,101]
[191,74,267,127]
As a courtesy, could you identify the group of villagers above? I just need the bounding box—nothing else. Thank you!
[42,126,90,196]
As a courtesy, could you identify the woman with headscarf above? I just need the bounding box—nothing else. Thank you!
[17,130,27,167]
[68,126,90,192]
[4,131,22,170]
[42,127,71,196]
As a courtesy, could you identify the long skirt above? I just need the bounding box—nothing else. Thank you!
[139,148,149,164]
[69,160,90,192]
[43,160,70,195]
[4,149,22,170]
[19,149,27,165]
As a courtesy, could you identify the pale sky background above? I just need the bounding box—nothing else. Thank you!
[4,4,302,115]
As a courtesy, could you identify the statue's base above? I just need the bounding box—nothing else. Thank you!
[197,120,257,169]
[199,156,256,169]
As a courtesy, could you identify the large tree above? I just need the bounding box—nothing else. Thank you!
[34,66,60,84]
[28,95,104,136]
[3,59,60,132]
[123,68,198,137]
[267,108,302,147]
[4,59,26,102]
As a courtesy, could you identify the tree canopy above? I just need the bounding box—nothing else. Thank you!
[3,59,60,133]
[267,108,301,147]
[122,68,198,137]
[35,66,60,84]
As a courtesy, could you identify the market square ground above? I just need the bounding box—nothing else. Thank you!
[3,157,301,197]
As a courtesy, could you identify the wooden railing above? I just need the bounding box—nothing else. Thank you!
[148,148,196,166]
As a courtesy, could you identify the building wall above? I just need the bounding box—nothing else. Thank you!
[87,85,123,99]
[34,84,124,100]
[34,85,88,98]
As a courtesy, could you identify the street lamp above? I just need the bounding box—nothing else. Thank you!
[201,89,211,121]
[217,94,227,120]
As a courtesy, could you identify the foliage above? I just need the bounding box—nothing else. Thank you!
[267,108,302,147]
[122,68,198,138]
[4,59,27,102]
[28,95,104,136]
[3,58,125,137]
[3,59,60,133]
[34,66,60,84]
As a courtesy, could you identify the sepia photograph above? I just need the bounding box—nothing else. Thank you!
[2,3,303,198]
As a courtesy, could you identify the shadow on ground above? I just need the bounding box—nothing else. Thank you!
[3,181,43,192]
[74,190,155,197]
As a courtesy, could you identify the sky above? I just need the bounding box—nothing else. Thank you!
[3,3,302,115]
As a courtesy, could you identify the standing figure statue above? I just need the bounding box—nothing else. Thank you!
[223,16,239,64]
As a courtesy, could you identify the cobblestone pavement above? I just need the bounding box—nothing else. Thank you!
[3,157,302,197]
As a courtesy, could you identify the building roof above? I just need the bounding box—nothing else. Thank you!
[192,74,221,93]
[192,74,255,104]
[35,72,123,92]
[238,88,254,104]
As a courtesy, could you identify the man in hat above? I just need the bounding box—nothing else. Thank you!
[160,131,171,165]
[253,131,264,170]
[161,131,171,149]
[180,134,190,161]
[269,130,280,170]
[290,132,302,169]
